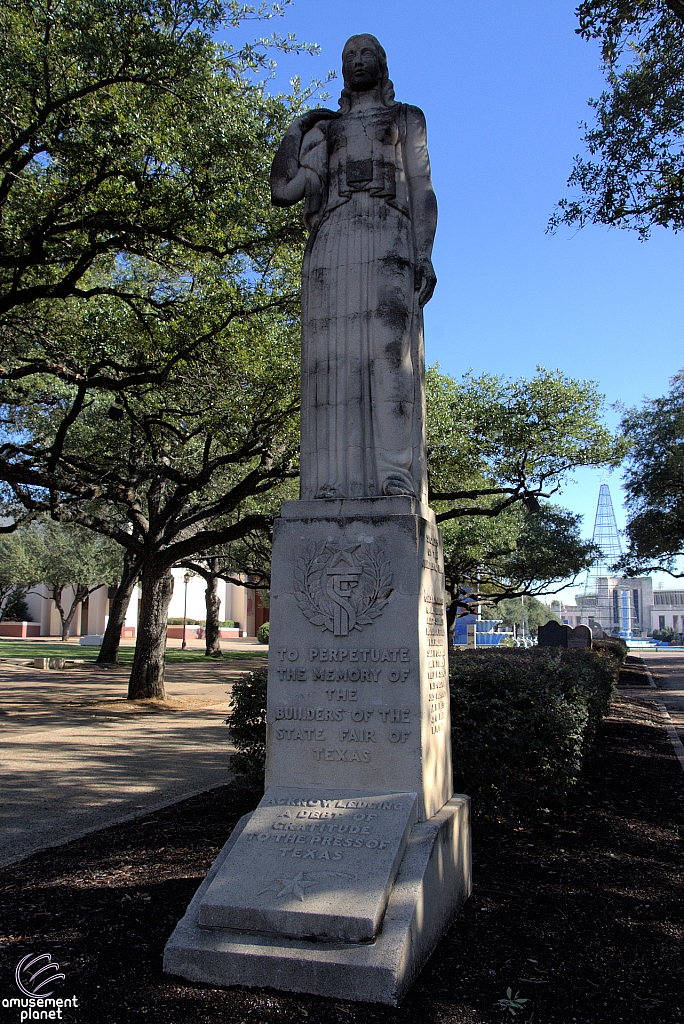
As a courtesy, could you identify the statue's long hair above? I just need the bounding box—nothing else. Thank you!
[338,34,396,113]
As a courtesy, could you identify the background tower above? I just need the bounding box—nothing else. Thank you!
[583,483,623,633]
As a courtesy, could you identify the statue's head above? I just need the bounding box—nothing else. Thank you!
[339,34,395,112]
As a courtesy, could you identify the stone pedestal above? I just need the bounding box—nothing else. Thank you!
[164,497,471,1005]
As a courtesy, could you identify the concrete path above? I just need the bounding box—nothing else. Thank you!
[638,650,684,731]
[0,656,266,869]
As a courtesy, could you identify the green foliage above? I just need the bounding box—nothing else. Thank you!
[0,0,309,329]
[222,646,620,814]
[442,505,598,617]
[496,988,529,1017]
[486,596,560,635]
[426,366,620,623]
[592,636,629,663]
[553,1,684,236]
[225,667,268,786]
[27,520,121,591]
[1,592,31,621]
[450,647,618,822]
[0,531,35,617]
[427,365,625,512]
[618,371,684,573]
[652,627,682,641]
[257,620,270,644]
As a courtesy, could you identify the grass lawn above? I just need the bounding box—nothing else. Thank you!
[0,640,264,664]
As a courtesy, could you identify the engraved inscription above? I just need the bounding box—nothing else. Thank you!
[424,588,447,733]
[422,530,444,573]
[274,647,413,684]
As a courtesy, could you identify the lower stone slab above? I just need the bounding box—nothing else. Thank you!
[164,795,471,1006]
[198,788,417,942]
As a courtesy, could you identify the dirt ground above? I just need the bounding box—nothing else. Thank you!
[0,656,267,868]
[0,658,682,1023]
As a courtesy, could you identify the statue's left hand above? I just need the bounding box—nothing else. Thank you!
[416,259,437,306]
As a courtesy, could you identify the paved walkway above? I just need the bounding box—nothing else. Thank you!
[638,650,684,733]
[0,655,266,869]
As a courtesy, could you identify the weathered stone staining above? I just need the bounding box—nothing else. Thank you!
[264,499,453,820]
[163,33,470,1006]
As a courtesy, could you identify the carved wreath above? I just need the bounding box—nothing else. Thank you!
[294,540,393,635]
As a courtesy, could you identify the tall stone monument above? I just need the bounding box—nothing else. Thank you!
[164,33,471,1006]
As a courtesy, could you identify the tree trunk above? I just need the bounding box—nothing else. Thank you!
[446,591,458,637]
[51,585,68,640]
[128,565,174,700]
[204,574,223,657]
[62,583,95,640]
[97,554,140,665]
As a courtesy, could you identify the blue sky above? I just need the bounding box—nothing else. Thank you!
[242,1,684,594]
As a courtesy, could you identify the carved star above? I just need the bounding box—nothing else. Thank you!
[258,871,320,902]
[325,544,361,570]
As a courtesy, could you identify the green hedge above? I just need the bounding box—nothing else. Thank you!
[450,647,618,821]
[225,668,267,785]
[592,636,628,664]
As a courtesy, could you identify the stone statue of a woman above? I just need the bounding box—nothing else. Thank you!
[271,34,437,503]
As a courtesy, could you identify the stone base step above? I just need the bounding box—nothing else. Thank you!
[164,795,470,1007]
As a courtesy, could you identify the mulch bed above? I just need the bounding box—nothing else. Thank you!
[1,658,683,1023]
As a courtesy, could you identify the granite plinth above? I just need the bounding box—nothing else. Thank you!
[198,788,417,942]
[164,796,471,1007]
[266,500,452,823]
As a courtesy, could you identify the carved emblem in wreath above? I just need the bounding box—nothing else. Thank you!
[294,541,393,637]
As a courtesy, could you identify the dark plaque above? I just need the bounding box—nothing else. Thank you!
[567,624,592,649]
[537,621,570,648]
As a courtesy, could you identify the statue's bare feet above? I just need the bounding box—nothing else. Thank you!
[316,484,342,499]
[382,478,415,497]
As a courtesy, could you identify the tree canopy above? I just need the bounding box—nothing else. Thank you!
[426,365,625,521]
[552,0,684,236]
[484,595,561,636]
[618,369,684,574]
[425,366,620,628]
[0,0,310,418]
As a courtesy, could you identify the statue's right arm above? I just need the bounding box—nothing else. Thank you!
[270,110,339,207]
[270,120,308,207]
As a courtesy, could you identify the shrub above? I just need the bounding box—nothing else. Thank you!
[219,619,237,628]
[257,621,270,644]
[225,668,267,786]
[449,647,617,822]
[652,627,681,643]
[592,637,628,664]
[1,592,31,622]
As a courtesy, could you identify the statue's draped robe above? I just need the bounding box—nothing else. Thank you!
[299,103,431,503]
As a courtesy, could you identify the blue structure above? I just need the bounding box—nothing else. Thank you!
[454,617,507,646]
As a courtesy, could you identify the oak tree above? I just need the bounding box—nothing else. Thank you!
[553,0,684,236]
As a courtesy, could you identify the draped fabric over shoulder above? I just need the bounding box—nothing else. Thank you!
[297,102,432,503]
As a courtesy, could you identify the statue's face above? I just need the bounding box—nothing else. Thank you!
[342,36,381,92]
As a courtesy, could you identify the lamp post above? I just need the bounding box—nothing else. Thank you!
[182,572,192,650]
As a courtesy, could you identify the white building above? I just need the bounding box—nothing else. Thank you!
[20,568,267,639]
[550,577,683,636]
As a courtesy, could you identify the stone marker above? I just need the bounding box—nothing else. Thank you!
[537,620,571,648]
[199,788,417,942]
[567,624,592,649]
[164,33,471,1007]
[538,621,592,649]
